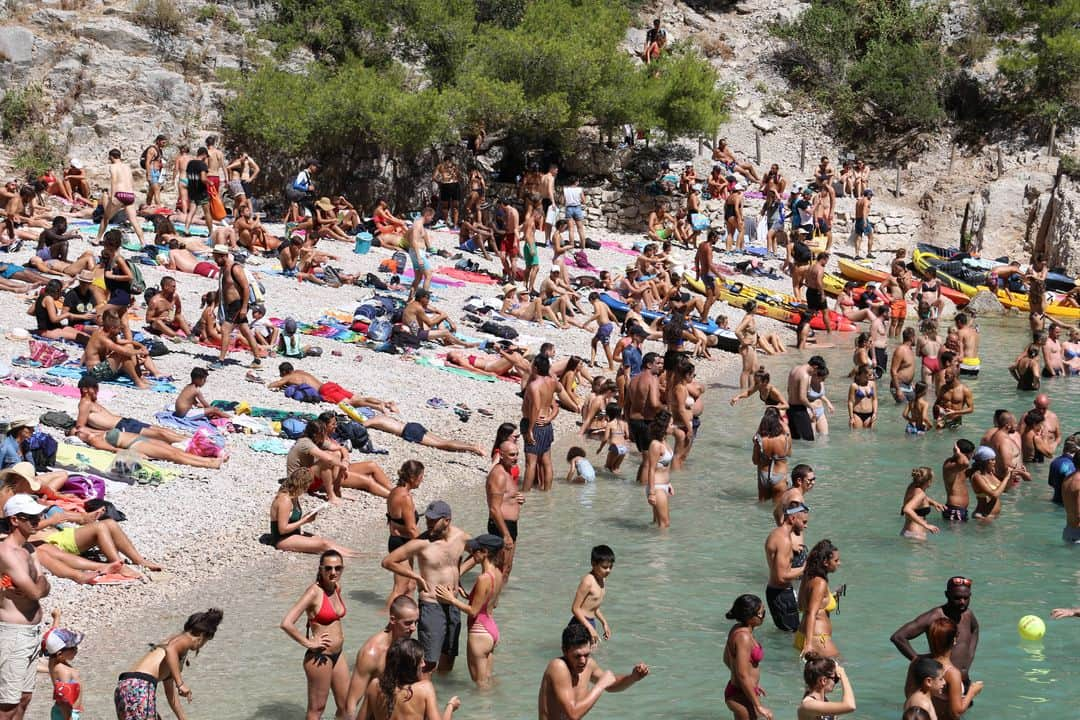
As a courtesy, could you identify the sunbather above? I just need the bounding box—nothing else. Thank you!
[364,415,485,456]
[174,367,231,420]
[401,290,478,347]
[75,375,187,443]
[269,362,399,414]
[445,348,530,377]
[74,427,225,469]
[31,516,161,572]
[500,285,565,325]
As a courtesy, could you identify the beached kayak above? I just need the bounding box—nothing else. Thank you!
[597,293,740,353]
[682,274,856,332]
[915,243,1077,292]
[837,257,890,284]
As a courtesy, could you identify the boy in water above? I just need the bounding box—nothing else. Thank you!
[903,657,945,720]
[597,403,630,473]
[903,381,932,435]
[565,447,596,484]
[569,545,615,644]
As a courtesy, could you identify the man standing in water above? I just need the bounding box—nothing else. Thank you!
[869,304,889,378]
[891,577,979,685]
[788,356,827,441]
[805,253,831,335]
[1062,464,1080,543]
[382,501,470,673]
[212,245,262,369]
[627,352,663,485]
[941,440,975,522]
[956,313,981,377]
[933,368,973,429]
[764,501,809,632]
[344,595,419,718]
[521,355,563,492]
[774,464,815,525]
[538,623,649,720]
[0,495,51,720]
[487,440,524,577]
[890,327,917,403]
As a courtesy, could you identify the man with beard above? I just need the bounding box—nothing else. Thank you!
[764,501,809,632]
[891,577,980,685]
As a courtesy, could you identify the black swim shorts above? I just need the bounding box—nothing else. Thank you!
[788,405,815,441]
[806,288,827,311]
[224,299,247,325]
[520,417,554,455]
[402,422,427,444]
[387,535,408,553]
[766,585,799,632]
[629,418,651,453]
[873,346,888,378]
[418,601,461,665]
[487,517,518,542]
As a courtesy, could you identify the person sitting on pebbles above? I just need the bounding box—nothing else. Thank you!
[268,362,399,414]
[401,290,479,347]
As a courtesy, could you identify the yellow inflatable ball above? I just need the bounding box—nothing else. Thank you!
[1018,615,1046,641]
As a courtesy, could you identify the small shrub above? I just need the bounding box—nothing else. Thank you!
[12,129,65,177]
[132,0,186,36]
[0,84,45,140]
[1060,154,1080,180]
[697,34,734,60]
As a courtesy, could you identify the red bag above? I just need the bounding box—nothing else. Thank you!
[28,340,69,368]
[208,188,226,221]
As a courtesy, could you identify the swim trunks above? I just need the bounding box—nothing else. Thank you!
[409,248,432,273]
[114,192,135,207]
[0,621,43,704]
[897,383,915,403]
[44,527,79,555]
[522,241,539,268]
[115,417,149,435]
[765,585,799,632]
[318,382,353,404]
[193,261,219,278]
[223,299,246,325]
[942,505,968,522]
[519,418,554,455]
[149,169,163,185]
[959,357,980,376]
[593,322,614,346]
[418,601,461,665]
[114,671,157,720]
[0,264,21,280]
[805,288,827,311]
[788,405,815,441]
[487,518,518,542]
[88,361,118,382]
[854,217,872,236]
[873,347,888,377]
[628,418,651,453]
[890,298,907,319]
[438,183,460,202]
[388,535,408,553]
[402,422,427,444]
[499,232,518,258]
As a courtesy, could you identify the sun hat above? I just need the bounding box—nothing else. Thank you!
[70,158,83,170]
[212,244,230,255]
[76,270,94,284]
[44,628,84,656]
[466,534,505,553]
[0,462,40,492]
[4,418,34,436]
[3,493,47,518]
[315,197,333,212]
[424,500,452,520]
[502,283,517,297]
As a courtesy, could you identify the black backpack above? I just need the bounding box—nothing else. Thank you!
[479,320,519,340]
[139,145,153,171]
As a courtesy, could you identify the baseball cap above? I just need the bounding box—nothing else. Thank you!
[0,462,40,492]
[972,446,996,463]
[784,502,811,516]
[549,266,560,274]
[3,494,47,518]
[466,534,505,553]
[424,500,452,520]
[212,244,230,255]
[44,628,84,656]
[70,158,83,170]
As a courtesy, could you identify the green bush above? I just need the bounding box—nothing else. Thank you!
[0,84,45,140]
[849,41,950,129]
[999,0,1080,124]
[12,129,65,177]
[132,0,186,36]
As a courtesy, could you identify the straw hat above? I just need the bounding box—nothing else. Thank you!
[502,283,517,297]
[4,418,33,436]
[0,462,39,492]
[212,244,230,255]
[315,197,333,212]
[76,270,94,284]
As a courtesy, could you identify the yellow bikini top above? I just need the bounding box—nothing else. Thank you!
[824,591,838,614]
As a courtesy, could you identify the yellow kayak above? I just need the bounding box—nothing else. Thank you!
[683,273,856,331]
[837,257,889,284]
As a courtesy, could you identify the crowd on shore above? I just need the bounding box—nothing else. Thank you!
[1,119,1080,720]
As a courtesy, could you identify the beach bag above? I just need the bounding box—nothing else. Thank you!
[281,417,307,439]
[39,411,76,432]
[127,261,146,295]
[333,420,375,453]
[28,340,68,369]
[186,427,225,458]
[690,213,710,231]
[139,146,153,171]
[60,473,106,501]
[84,498,126,522]
[244,267,266,304]
[479,320,518,340]
[208,188,227,221]
[145,338,169,357]
[26,431,57,473]
[545,204,560,226]
[284,383,320,403]
[573,250,591,268]
[367,319,393,342]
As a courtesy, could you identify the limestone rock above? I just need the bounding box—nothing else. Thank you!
[76,19,156,56]
[752,117,775,133]
[966,290,1006,316]
[0,26,37,65]
[1035,173,1080,277]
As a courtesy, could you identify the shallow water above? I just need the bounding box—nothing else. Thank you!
[51,319,1080,719]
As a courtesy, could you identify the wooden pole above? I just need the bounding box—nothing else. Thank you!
[755,131,762,165]
[894,161,901,198]
[697,137,703,157]
[799,139,806,173]
[996,147,1003,177]
[1049,122,1057,158]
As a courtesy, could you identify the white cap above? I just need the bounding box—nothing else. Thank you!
[70,158,83,170]
[212,244,230,255]
[44,628,84,656]
[3,494,47,518]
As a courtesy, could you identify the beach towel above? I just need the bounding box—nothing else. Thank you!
[2,378,116,401]
[437,267,499,285]
[599,241,638,255]
[154,411,215,434]
[55,443,177,483]
[249,438,290,455]
[210,400,318,423]
[399,269,465,288]
[46,365,177,393]
[414,354,496,383]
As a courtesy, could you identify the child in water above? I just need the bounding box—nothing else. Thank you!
[565,446,596,483]
[45,610,84,720]
[568,544,615,644]
[596,403,630,473]
[903,381,932,435]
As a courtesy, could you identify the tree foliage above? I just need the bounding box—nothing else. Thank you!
[997,0,1080,125]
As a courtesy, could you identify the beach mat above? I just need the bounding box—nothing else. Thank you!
[46,365,177,393]
[414,354,496,383]
[55,443,178,483]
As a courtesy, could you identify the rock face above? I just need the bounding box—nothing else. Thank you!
[1033,172,1080,276]
[966,290,1006,316]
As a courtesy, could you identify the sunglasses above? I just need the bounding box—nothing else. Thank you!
[829,674,841,683]
[948,577,972,587]
[321,565,343,573]
[15,514,41,526]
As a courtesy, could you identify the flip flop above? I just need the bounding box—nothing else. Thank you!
[426,397,448,409]
[453,407,471,422]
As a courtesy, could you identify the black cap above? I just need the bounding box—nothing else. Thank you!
[466,534,505,553]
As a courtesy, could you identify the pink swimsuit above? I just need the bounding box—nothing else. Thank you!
[467,571,499,646]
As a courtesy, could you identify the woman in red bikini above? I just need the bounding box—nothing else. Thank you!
[434,534,504,688]
[281,550,349,720]
[722,594,773,720]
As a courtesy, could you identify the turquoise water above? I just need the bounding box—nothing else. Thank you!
[57,320,1080,719]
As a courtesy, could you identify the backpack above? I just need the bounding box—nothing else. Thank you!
[367,319,393,342]
[281,417,308,439]
[284,384,320,403]
[139,145,153,171]
[479,320,518,340]
[127,261,146,295]
[39,411,76,432]
[26,431,58,473]
[332,420,376,453]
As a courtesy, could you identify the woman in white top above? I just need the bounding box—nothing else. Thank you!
[562,176,586,250]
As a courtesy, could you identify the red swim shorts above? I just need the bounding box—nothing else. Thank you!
[319,382,353,404]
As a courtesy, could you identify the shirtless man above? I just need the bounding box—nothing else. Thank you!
[405,207,436,299]
[174,367,230,420]
[433,157,461,228]
[1063,464,1080,544]
[890,327,917,403]
[1042,323,1066,377]
[63,159,90,201]
[646,202,673,244]
[538,623,648,720]
[695,230,721,320]
[811,183,833,252]
[988,412,1031,484]
[1028,394,1061,453]
[234,205,280,252]
[268,362,398,414]
[869,304,889,377]
[788,357,827,441]
[487,440,525,577]
[540,164,558,245]
[212,244,262,369]
[627,352,663,485]
[940,439,974,522]
[522,207,543,294]
[381,501,470,673]
[853,189,873,258]
[82,312,150,389]
[805,253,831,335]
[75,375,185,443]
[344,595,419,719]
[145,276,192,339]
[764,501,809,632]
[724,183,745,251]
[892,577,980,685]
[95,149,146,246]
[774,464,815,526]
[933,369,973,429]
[143,134,167,207]
[522,355,572,492]
[0,494,51,720]
[204,135,227,196]
[955,313,980,377]
[401,290,476,347]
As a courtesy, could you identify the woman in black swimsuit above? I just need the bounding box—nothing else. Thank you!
[900,467,945,540]
[797,653,856,720]
[28,279,87,343]
[269,467,359,556]
[385,461,424,610]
